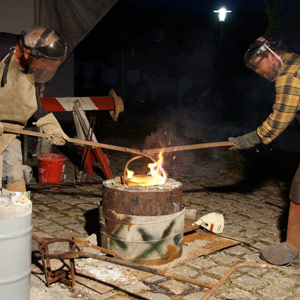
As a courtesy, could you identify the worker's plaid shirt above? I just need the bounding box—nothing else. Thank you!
[257,52,300,144]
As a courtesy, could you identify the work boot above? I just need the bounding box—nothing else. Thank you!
[4,180,26,192]
[261,201,300,266]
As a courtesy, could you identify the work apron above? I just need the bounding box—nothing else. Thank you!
[0,53,37,184]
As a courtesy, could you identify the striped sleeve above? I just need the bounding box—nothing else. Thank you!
[257,75,300,144]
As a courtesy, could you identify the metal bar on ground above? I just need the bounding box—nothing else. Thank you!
[71,237,120,257]
[33,235,271,297]
[34,235,214,288]
[201,262,272,300]
[60,251,215,289]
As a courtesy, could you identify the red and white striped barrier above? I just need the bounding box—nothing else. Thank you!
[41,96,115,112]
[41,89,124,122]
[39,90,124,179]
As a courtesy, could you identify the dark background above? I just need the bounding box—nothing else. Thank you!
[69,0,300,182]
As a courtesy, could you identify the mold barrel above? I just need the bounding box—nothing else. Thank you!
[100,177,185,265]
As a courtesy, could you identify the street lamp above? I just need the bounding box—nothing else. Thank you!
[213,7,232,22]
[213,7,232,68]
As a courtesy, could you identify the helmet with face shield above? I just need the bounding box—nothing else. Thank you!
[18,26,68,83]
[244,36,286,71]
[19,26,67,60]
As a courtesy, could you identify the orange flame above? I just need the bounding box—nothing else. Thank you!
[126,151,167,186]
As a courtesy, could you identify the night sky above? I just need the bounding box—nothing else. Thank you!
[125,0,266,13]
[125,0,300,11]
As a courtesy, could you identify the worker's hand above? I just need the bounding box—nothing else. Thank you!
[0,121,3,136]
[33,113,69,146]
[228,130,261,150]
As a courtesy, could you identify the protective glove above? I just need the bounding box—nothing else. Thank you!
[0,121,3,136]
[228,130,261,150]
[33,113,69,146]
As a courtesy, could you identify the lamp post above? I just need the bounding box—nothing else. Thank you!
[213,7,232,67]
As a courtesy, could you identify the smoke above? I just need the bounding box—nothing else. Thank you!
[142,120,197,179]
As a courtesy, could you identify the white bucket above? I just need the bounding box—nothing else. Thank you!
[22,165,33,185]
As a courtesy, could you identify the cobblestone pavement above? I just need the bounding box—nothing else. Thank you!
[28,149,300,300]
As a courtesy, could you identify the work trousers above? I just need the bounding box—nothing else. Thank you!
[290,163,300,204]
[1,138,24,186]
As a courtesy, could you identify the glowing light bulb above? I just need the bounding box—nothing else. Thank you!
[213,7,232,22]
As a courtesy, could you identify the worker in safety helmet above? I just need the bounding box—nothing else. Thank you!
[229,36,300,266]
[0,26,69,193]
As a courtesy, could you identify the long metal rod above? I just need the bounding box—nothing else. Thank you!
[5,127,234,156]
[75,271,151,300]
[33,235,271,297]
[201,262,272,300]
[27,181,103,190]
[4,127,144,156]
[143,141,234,154]
[60,251,215,289]
[71,237,120,257]
[33,234,214,288]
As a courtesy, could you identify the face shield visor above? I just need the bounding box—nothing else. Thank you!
[244,38,283,82]
[244,43,269,72]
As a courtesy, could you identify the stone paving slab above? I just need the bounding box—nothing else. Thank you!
[27,152,300,300]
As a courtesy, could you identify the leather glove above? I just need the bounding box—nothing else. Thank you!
[228,130,261,150]
[33,113,69,146]
[0,121,3,136]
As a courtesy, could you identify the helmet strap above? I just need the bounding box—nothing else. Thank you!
[1,46,15,87]
[34,28,52,47]
[264,44,283,68]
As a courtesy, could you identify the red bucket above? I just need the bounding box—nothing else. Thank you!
[38,153,67,184]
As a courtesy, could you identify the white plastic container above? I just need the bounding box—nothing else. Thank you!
[0,190,32,300]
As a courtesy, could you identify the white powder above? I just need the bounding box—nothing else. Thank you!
[88,266,129,282]
[77,260,135,283]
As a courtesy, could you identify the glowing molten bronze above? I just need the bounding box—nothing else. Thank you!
[123,151,167,186]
